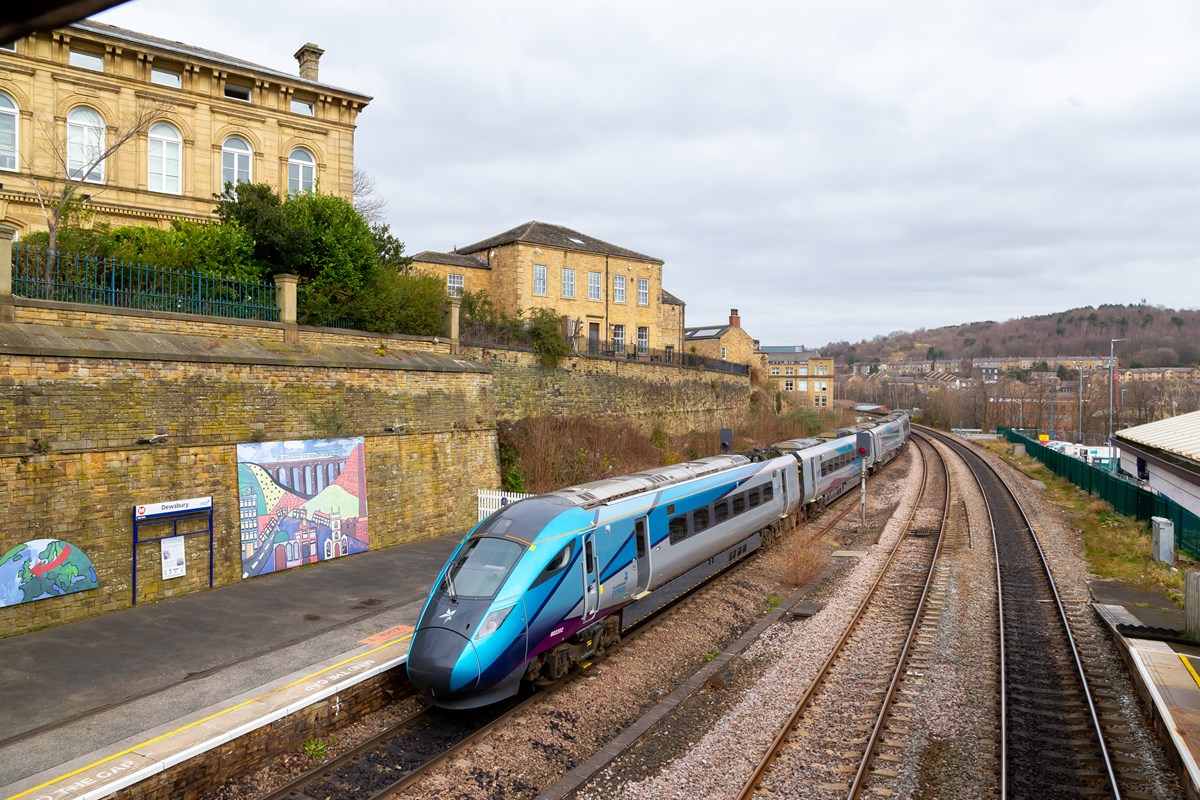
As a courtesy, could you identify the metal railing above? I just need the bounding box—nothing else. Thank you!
[999,427,1200,558]
[12,243,280,322]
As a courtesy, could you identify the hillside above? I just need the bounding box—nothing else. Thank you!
[820,304,1200,368]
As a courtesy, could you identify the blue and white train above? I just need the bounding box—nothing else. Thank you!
[407,411,910,708]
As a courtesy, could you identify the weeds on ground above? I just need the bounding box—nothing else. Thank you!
[302,738,328,760]
[773,536,829,588]
[980,441,1185,604]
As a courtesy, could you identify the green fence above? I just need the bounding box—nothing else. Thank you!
[999,427,1200,559]
[12,243,280,322]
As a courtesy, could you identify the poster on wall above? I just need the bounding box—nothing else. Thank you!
[161,536,187,579]
[0,539,99,608]
[236,437,369,579]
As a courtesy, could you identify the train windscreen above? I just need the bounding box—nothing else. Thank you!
[443,537,523,599]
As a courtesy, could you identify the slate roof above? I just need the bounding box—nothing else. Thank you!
[661,289,685,306]
[1115,410,1200,463]
[70,19,371,101]
[411,251,491,270]
[684,325,733,341]
[457,221,660,263]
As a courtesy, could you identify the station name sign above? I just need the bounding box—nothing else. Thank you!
[134,496,214,521]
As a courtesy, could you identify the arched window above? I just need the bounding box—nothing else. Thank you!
[67,106,105,183]
[221,135,252,186]
[147,122,181,194]
[0,92,17,171]
[288,147,315,194]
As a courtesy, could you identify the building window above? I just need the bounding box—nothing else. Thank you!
[770,367,780,376]
[222,135,252,187]
[147,122,181,194]
[69,48,103,71]
[637,278,649,305]
[562,268,575,298]
[447,274,464,297]
[533,264,547,295]
[637,326,649,354]
[0,92,17,171]
[785,367,794,375]
[613,324,626,352]
[614,275,626,303]
[784,380,794,392]
[799,366,808,375]
[224,83,252,102]
[288,148,315,193]
[588,271,601,301]
[817,363,828,375]
[66,107,105,183]
[721,346,728,360]
[797,380,808,392]
[291,98,315,116]
[150,66,182,88]
[0,41,16,52]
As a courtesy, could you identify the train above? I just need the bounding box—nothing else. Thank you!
[407,410,911,709]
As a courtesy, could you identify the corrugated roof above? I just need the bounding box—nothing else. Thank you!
[457,221,660,263]
[1115,410,1200,462]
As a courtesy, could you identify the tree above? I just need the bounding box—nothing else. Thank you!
[26,96,171,261]
[352,168,388,226]
[214,182,311,276]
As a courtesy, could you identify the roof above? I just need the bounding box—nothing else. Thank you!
[760,345,806,354]
[684,325,732,341]
[661,289,685,306]
[70,19,372,101]
[457,221,660,263]
[411,251,490,270]
[1114,410,1200,463]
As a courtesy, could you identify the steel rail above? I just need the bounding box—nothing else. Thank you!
[736,436,937,800]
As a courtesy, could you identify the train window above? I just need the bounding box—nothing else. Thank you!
[748,488,761,508]
[714,500,730,523]
[585,539,595,575]
[635,519,647,558]
[732,495,746,514]
[693,507,710,532]
[763,484,774,502]
[445,537,523,599]
[531,541,575,589]
[667,504,676,515]
[669,515,689,544]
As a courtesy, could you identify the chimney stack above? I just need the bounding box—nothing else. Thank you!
[293,43,325,81]
[729,308,741,328]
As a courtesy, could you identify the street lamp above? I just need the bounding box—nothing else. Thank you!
[1108,338,1125,444]
[1077,359,1083,444]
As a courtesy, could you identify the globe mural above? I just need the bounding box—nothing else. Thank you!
[0,539,98,608]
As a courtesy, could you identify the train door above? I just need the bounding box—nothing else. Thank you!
[582,529,600,623]
[773,469,785,514]
[633,516,651,594]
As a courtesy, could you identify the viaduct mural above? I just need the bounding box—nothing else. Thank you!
[235,437,369,579]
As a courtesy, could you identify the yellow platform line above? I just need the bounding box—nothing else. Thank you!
[1180,653,1200,690]
[6,634,413,800]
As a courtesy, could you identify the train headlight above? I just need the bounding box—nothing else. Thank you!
[474,605,515,640]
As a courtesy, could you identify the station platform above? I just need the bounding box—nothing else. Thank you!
[0,532,461,800]
[1091,578,1200,799]
[4,541,1200,800]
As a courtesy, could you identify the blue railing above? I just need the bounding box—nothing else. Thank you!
[12,243,280,322]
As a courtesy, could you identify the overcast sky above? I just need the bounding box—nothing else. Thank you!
[96,0,1200,348]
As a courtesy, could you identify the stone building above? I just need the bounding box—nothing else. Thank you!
[413,221,685,359]
[684,309,761,367]
[763,346,835,408]
[0,19,370,237]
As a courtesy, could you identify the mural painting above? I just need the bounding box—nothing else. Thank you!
[236,437,369,579]
[0,539,99,607]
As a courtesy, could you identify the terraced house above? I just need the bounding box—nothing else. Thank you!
[414,221,686,360]
[0,19,369,237]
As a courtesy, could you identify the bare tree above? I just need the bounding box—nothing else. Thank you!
[25,96,171,260]
[353,167,388,226]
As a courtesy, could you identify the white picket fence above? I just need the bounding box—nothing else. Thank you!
[478,489,534,521]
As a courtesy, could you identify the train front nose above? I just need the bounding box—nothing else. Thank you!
[407,627,481,699]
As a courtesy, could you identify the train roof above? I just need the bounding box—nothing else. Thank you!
[546,454,751,508]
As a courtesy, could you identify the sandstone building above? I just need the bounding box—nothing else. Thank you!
[684,309,761,367]
[413,221,686,359]
[763,345,835,408]
[0,19,369,237]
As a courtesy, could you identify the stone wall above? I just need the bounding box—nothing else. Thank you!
[460,344,750,434]
[0,322,494,636]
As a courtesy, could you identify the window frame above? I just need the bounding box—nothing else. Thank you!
[447,274,464,298]
[561,267,575,298]
[614,274,626,303]
[637,326,649,354]
[287,147,316,194]
[0,91,17,172]
[221,135,253,187]
[150,66,182,88]
[290,98,315,116]
[224,83,252,102]
[612,324,626,352]
[69,48,104,72]
[147,121,182,194]
[637,277,649,305]
[533,264,548,296]
[721,346,728,360]
[588,271,601,301]
[66,106,105,183]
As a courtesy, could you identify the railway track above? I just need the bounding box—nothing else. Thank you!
[736,434,949,799]
[921,426,1120,799]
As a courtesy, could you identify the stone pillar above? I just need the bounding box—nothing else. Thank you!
[0,227,14,323]
[444,296,461,355]
[274,273,299,344]
[1187,570,1200,642]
